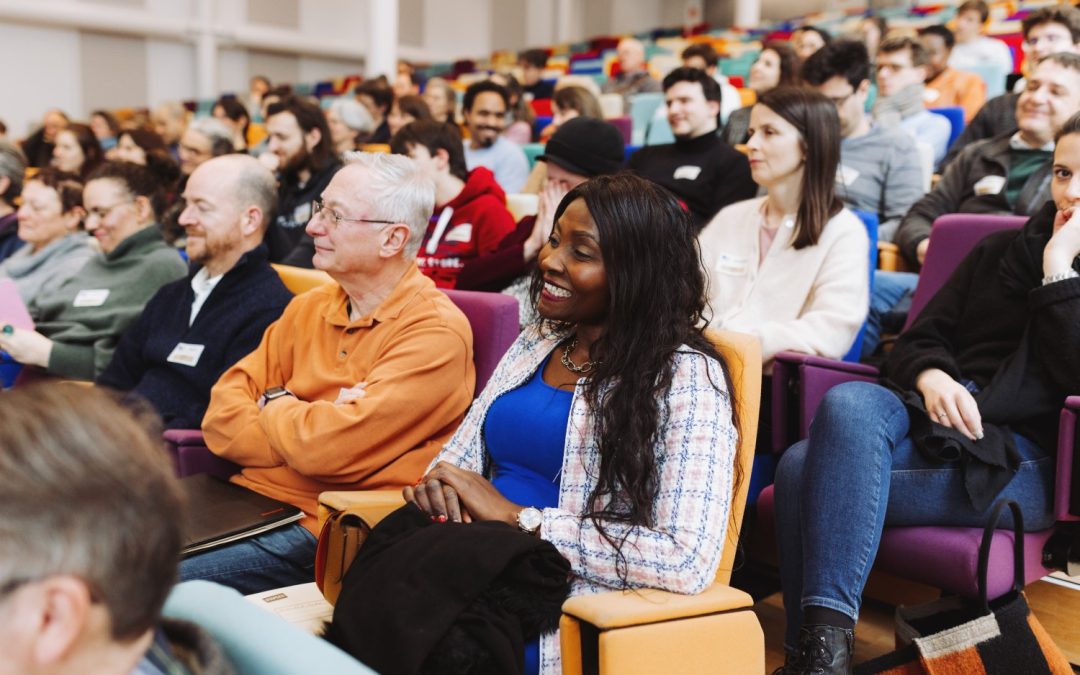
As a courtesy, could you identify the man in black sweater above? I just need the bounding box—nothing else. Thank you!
[98,154,293,428]
[626,67,757,231]
[263,95,342,267]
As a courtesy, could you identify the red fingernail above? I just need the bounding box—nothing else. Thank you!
[437,514,448,523]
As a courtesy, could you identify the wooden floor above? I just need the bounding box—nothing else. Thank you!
[752,579,1080,673]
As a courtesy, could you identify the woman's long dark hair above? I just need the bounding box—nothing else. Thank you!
[756,86,842,249]
[528,174,739,583]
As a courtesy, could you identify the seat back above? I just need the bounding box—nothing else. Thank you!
[506,193,539,222]
[628,92,665,146]
[928,105,965,150]
[843,209,880,362]
[904,214,1026,330]
[706,330,762,585]
[442,289,520,395]
[271,264,334,295]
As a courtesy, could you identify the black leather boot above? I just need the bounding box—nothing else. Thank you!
[783,624,854,675]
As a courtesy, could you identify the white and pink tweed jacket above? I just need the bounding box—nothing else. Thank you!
[431,326,738,674]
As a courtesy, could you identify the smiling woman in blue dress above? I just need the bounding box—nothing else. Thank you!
[406,173,741,674]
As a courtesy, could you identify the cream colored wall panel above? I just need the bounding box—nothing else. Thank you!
[146,39,197,106]
[0,23,81,136]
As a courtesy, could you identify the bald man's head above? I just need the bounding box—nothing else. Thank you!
[617,38,647,73]
[179,154,278,274]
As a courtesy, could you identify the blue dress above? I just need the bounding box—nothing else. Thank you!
[482,354,572,675]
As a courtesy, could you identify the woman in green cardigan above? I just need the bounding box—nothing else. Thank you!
[0,162,187,380]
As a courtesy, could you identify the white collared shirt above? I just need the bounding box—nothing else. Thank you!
[189,267,223,326]
[1009,131,1054,152]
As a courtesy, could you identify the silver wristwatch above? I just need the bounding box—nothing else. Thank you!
[1042,269,1079,286]
[516,507,543,535]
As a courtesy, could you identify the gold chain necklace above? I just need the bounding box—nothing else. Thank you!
[560,336,599,374]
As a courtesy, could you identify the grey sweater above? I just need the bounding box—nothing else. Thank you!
[0,233,95,305]
[837,124,926,242]
[29,226,187,379]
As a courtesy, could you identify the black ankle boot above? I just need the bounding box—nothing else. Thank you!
[785,624,854,675]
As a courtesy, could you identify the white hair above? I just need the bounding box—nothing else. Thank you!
[330,98,375,133]
[341,151,435,258]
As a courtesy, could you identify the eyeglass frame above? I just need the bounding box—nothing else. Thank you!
[84,200,135,222]
[311,199,396,227]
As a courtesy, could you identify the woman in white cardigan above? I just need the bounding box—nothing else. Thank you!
[700,86,869,364]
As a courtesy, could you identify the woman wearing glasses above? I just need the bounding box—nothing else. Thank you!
[0,162,187,380]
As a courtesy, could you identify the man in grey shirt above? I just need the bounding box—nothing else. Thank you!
[801,40,925,241]
[802,40,927,356]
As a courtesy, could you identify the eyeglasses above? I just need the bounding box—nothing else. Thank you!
[85,201,133,222]
[311,199,396,227]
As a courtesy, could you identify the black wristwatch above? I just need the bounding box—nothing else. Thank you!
[260,386,294,408]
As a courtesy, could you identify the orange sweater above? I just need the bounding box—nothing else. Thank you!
[924,67,987,123]
[202,264,475,533]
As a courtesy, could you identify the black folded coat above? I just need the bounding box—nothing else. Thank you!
[324,503,571,675]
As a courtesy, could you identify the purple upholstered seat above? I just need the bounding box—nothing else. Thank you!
[164,289,521,479]
[760,213,1079,600]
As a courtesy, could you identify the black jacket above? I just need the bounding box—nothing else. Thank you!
[896,131,1052,265]
[941,92,1019,170]
[886,201,1080,507]
[97,244,292,428]
[325,503,570,675]
[626,131,758,231]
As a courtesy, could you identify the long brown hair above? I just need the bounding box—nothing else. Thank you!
[757,86,842,249]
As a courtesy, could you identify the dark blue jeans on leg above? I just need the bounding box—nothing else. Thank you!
[773,381,1054,650]
[179,522,318,595]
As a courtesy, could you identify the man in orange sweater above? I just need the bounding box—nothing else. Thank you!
[184,152,476,594]
[919,24,987,123]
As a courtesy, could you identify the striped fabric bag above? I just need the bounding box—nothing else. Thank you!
[856,500,1072,675]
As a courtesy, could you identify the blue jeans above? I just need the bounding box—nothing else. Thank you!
[179,523,318,595]
[774,381,1054,650]
[863,271,918,358]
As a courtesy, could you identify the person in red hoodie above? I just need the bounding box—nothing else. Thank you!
[390,121,516,288]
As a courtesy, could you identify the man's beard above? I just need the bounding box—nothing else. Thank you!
[281,143,313,177]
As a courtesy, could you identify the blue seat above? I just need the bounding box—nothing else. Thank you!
[956,62,1008,99]
[534,115,553,138]
[928,106,965,150]
[164,581,375,675]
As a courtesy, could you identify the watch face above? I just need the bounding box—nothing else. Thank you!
[518,507,542,532]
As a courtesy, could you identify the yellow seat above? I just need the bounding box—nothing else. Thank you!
[359,143,391,154]
[877,241,912,273]
[317,330,764,674]
[271,264,333,295]
[506,193,539,221]
[738,88,757,107]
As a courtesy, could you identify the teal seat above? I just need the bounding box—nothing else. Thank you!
[164,581,375,675]
[628,92,665,146]
[956,62,1009,99]
[522,143,545,168]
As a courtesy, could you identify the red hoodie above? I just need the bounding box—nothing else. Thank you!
[416,167,516,289]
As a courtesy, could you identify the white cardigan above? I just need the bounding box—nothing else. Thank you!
[699,197,870,363]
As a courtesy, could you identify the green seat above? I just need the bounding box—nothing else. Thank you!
[522,143,545,169]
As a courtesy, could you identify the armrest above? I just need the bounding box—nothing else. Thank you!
[163,428,207,447]
[1056,396,1080,522]
[561,582,753,630]
[317,490,406,531]
[771,352,880,452]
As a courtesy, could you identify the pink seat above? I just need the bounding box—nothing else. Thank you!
[165,289,520,479]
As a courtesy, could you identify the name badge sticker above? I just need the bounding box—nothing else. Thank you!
[836,165,860,187]
[973,175,1006,196]
[715,254,749,277]
[167,342,206,367]
[293,202,313,225]
[673,165,703,181]
[73,289,110,307]
[443,223,473,243]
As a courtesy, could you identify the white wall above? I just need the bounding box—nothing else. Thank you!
[0,0,853,139]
